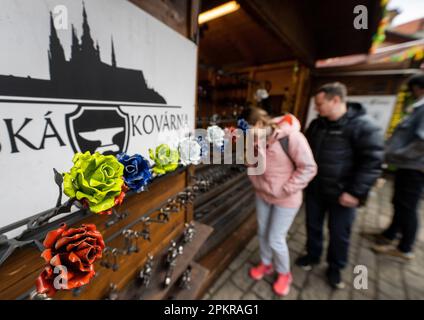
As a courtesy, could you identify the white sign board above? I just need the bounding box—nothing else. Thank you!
[0,0,197,230]
[305,95,397,133]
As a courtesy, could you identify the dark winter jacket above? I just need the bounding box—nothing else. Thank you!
[385,101,424,171]
[305,102,384,202]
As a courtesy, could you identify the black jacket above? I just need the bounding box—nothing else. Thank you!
[305,102,384,202]
[385,102,424,171]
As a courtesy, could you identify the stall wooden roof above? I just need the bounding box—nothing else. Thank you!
[199,0,383,68]
[199,7,294,68]
[315,38,424,73]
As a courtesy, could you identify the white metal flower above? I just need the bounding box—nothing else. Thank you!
[207,125,225,149]
[178,138,202,165]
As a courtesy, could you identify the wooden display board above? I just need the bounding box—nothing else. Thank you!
[0,0,200,300]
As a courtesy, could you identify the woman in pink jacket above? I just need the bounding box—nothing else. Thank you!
[247,107,317,296]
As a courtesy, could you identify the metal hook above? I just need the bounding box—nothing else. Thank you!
[139,254,154,288]
[128,230,139,254]
[167,198,180,212]
[163,240,184,288]
[29,290,52,300]
[158,207,170,222]
[105,208,129,228]
[137,219,151,242]
[122,229,132,255]
[100,247,112,269]
[179,265,192,290]
[183,222,196,244]
[111,248,120,271]
[105,283,119,300]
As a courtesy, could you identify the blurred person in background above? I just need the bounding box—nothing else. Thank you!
[296,82,384,289]
[370,74,424,260]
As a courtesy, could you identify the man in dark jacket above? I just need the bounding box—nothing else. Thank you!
[370,74,424,260]
[296,82,384,289]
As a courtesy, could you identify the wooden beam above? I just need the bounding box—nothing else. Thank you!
[239,0,316,66]
[129,0,190,39]
[188,0,201,43]
[294,65,312,126]
[230,60,296,74]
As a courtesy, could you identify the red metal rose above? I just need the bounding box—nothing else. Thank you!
[36,223,105,297]
[115,184,129,207]
[224,126,239,143]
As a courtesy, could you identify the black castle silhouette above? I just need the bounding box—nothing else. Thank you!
[0,4,166,104]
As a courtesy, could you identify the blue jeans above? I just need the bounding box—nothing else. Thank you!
[255,196,298,274]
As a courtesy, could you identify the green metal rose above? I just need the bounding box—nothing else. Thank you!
[149,144,179,175]
[63,151,125,214]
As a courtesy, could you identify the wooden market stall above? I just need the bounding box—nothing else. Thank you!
[310,39,424,137]
[193,0,385,295]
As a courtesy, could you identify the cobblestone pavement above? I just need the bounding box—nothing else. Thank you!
[203,177,424,300]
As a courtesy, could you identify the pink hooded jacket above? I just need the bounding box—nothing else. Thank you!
[248,114,317,208]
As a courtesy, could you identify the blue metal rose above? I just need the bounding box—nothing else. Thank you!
[219,137,230,153]
[196,135,209,160]
[117,153,153,193]
[237,118,250,134]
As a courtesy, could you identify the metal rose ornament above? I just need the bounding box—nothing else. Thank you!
[207,125,225,149]
[237,118,250,134]
[149,144,180,175]
[63,152,127,215]
[36,223,105,297]
[117,153,152,193]
[178,138,202,166]
[195,135,209,162]
[224,126,242,143]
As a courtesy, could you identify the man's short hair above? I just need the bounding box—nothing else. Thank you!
[407,74,424,91]
[316,82,347,102]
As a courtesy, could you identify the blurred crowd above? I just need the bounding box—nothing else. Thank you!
[246,74,424,296]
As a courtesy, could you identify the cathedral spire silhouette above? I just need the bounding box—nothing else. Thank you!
[71,24,80,60]
[81,2,96,60]
[96,41,100,59]
[48,12,65,80]
[111,37,116,67]
[0,2,166,104]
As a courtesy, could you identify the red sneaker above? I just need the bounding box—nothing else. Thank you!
[249,263,274,280]
[273,272,292,296]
